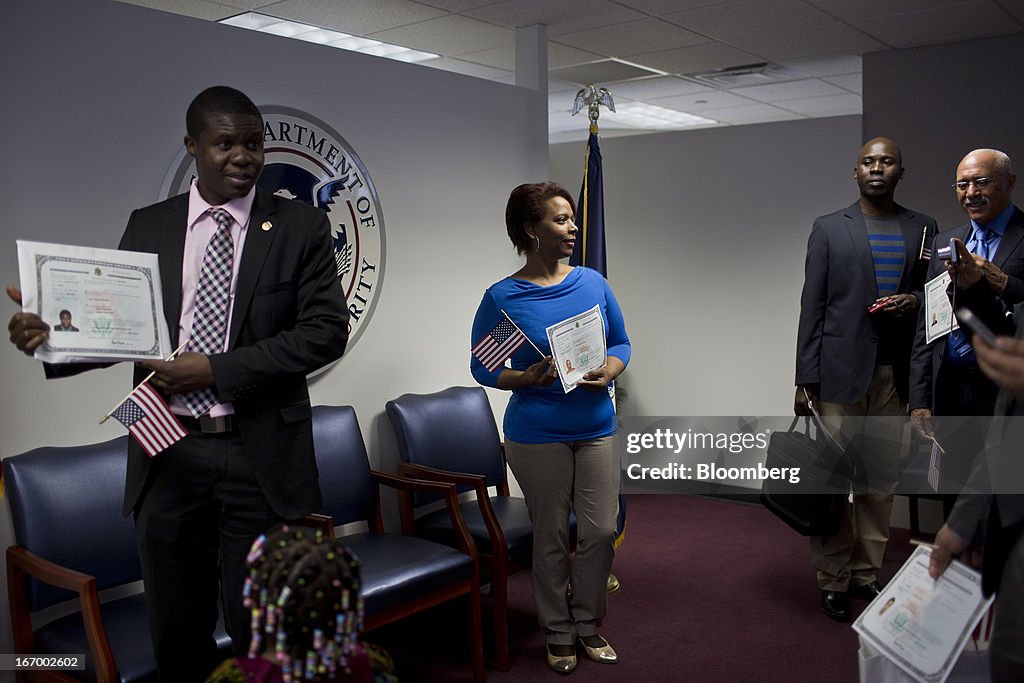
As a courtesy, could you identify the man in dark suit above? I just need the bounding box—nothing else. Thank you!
[910,149,1024,491]
[928,241,1024,681]
[6,86,349,682]
[796,137,938,621]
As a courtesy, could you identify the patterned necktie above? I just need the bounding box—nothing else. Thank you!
[181,208,234,417]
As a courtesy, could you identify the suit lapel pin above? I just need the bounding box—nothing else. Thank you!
[261,221,273,232]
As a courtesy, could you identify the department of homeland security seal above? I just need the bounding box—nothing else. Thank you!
[160,106,385,363]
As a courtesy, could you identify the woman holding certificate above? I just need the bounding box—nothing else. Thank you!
[470,182,631,675]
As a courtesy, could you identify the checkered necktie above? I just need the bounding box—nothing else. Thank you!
[181,208,234,417]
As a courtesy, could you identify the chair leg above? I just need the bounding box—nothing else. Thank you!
[468,583,487,683]
[493,571,510,671]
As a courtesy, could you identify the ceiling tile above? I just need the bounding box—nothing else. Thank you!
[411,0,502,11]
[729,22,888,60]
[204,0,295,9]
[549,78,581,93]
[854,1,1021,48]
[457,41,602,69]
[549,60,662,84]
[424,57,513,80]
[651,90,762,111]
[454,43,514,69]
[696,103,801,124]
[779,53,862,77]
[264,0,446,34]
[626,41,763,75]
[602,76,713,100]
[554,17,708,55]
[822,72,861,93]
[463,0,646,35]
[368,14,515,54]
[662,0,834,40]
[547,42,607,68]
[732,78,846,103]
[775,92,862,115]
[803,0,969,22]
[610,0,735,15]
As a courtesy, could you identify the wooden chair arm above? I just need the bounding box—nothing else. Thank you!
[299,513,336,540]
[396,463,508,564]
[370,471,477,560]
[6,546,118,683]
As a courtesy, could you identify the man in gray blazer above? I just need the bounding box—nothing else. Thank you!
[796,137,938,621]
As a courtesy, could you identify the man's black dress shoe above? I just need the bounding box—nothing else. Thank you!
[820,590,851,622]
[848,581,883,601]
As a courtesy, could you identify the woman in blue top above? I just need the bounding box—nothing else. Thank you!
[471,182,631,675]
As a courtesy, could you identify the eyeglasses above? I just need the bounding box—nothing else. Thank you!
[952,177,998,191]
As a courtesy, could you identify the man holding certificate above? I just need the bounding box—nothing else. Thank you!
[6,86,348,683]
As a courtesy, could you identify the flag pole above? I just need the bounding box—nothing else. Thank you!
[99,340,190,424]
[499,309,546,359]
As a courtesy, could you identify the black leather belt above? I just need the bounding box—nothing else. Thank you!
[178,414,237,434]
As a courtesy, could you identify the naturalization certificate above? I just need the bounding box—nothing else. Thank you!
[853,546,993,683]
[17,240,172,363]
[545,304,607,394]
[924,271,957,344]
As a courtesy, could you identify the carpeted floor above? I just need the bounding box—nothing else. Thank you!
[365,494,915,682]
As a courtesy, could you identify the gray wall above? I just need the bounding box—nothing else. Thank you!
[863,32,1024,229]
[550,116,863,417]
[0,0,547,660]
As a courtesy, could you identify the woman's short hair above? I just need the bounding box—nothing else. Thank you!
[505,182,576,254]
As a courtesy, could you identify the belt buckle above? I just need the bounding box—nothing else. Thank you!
[199,415,232,434]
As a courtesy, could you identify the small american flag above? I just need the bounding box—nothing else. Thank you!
[112,383,187,457]
[927,441,942,492]
[473,318,527,372]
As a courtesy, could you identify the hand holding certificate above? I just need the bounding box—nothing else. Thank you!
[545,304,607,394]
[16,241,173,363]
[853,545,993,683]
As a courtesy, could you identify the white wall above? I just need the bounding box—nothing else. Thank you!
[550,116,863,417]
[0,0,547,660]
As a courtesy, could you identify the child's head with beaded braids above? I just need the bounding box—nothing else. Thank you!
[243,524,363,682]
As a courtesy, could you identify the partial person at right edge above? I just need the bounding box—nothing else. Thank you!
[795,137,938,622]
[928,237,1024,682]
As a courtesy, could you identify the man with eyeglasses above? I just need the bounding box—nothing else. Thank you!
[910,149,1024,493]
[796,137,938,622]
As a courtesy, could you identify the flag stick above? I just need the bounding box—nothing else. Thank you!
[99,340,189,424]
[499,309,546,359]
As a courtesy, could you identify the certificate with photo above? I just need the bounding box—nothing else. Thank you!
[545,304,607,394]
[853,545,993,683]
[17,240,173,363]
[924,271,957,344]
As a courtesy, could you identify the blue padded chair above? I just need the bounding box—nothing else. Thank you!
[385,386,576,672]
[309,405,486,682]
[4,437,230,683]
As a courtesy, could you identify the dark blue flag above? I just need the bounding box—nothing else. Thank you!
[571,125,626,552]
[570,126,607,275]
